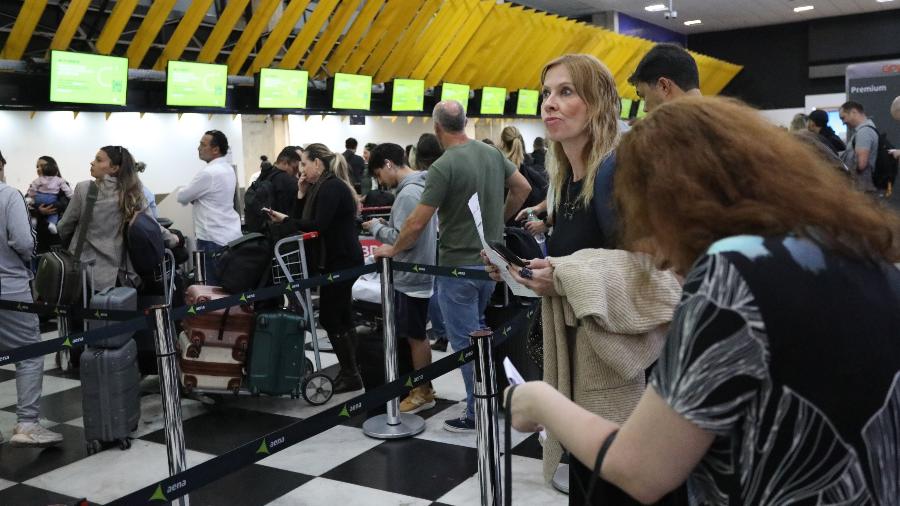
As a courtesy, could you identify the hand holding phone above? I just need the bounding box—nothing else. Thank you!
[489,241,527,267]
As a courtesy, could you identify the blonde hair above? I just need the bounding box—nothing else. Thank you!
[304,143,357,196]
[541,54,620,213]
[331,153,357,196]
[499,126,526,167]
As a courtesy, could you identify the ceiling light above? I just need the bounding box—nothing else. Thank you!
[877,0,894,3]
[645,4,667,12]
[793,5,815,12]
[684,19,702,25]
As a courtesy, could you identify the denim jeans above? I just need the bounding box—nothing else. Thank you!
[436,265,495,420]
[427,281,447,339]
[196,239,224,286]
[34,192,60,225]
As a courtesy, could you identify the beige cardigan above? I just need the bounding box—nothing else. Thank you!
[541,248,682,482]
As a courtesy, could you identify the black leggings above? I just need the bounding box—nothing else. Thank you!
[318,279,354,334]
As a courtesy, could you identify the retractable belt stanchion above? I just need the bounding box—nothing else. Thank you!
[192,250,205,285]
[362,257,426,439]
[472,328,502,506]
[149,303,190,506]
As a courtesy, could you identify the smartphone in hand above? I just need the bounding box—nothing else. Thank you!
[489,241,527,267]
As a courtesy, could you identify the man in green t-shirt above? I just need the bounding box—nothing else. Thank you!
[375,99,531,431]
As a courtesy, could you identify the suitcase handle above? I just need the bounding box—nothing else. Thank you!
[217,306,231,341]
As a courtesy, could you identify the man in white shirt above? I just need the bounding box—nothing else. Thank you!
[178,130,242,284]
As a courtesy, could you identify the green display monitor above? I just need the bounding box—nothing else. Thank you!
[440,82,470,110]
[332,73,372,110]
[167,61,227,107]
[516,89,539,115]
[480,87,506,115]
[392,79,425,112]
[258,68,308,109]
[50,50,128,105]
[620,98,633,119]
[636,99,648,118]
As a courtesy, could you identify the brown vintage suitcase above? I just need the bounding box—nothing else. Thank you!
[177,333,243,394]
[182,285,254,361]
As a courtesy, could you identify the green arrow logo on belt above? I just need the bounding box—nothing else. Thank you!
[62,338,72,348]
[187,306,197,315]
[451,269,460,277]
[412,265,423,273]
[405,377,413,387]
[256,439,270,455]
[240,294,248,303]
[339,405,350,417]
[149,484,167,502]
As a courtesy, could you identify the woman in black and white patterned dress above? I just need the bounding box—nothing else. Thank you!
[499,97,900,505]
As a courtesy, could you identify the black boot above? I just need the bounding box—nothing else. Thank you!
[331,330,362,393]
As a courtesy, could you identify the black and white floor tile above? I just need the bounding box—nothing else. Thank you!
[0,327,566,505]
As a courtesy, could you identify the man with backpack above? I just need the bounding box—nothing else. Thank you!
[243,146,300,233]
[839,101,895,195]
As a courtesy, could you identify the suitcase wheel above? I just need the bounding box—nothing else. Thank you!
[301,373,333,406]
[86,440,102,455]
[119,438,132,451]
[189,332,204,347]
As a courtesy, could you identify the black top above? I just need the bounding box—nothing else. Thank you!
[342,150,366,189]
[651,234,900,504]
[547,155,618,257]
[258,165,299,215]
[530,149,545,170]
[818,125,847,155]
[273,177,362,273]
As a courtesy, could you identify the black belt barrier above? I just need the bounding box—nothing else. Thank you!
[108,302,537,506]
[0,263,378,367]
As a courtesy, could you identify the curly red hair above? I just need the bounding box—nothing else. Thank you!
[615,96,900,273]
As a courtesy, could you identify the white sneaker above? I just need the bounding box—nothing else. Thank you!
[47,223,58,234]
[10,422,63,448]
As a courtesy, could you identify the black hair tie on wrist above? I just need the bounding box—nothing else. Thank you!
[583,429,620,501]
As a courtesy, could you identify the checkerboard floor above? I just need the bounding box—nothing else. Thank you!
[0,325,566,506]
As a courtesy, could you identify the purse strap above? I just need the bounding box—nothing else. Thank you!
[72,181,99,264]
[503,385,519,506]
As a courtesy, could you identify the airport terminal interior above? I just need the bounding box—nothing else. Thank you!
[1,0,899,505]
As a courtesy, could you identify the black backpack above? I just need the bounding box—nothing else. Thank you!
[243,171,275,233]
[127,209,165,278]
[855,125,898,190]
[214,233,272,294]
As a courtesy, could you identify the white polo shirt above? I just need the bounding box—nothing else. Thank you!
[177,156,242,245]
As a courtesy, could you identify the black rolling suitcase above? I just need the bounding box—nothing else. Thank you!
[80,339,141,453]
[356,330,413,417]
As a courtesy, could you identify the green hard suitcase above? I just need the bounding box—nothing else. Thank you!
[247,311,309,397]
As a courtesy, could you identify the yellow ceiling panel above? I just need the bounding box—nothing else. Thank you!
[395,0,462,79]
[1,0,48,60]
[95,0,139,55]
[325,0,385,76]
[226,0,281,74]
[304,0,361,78]
[49,0,91,52]
[280,0,342,71]
[412,0,477,80]
[374,0,442,82]
[482,7,538,88]
[248,0,311,74]
[126,0,178,68]
[197,0,250,63]
[502,12,548,90]
[153,0,215,70]
[445,0,503,85]
[342,0,403,74]
[360,1,424,77]
[423,0,494,87]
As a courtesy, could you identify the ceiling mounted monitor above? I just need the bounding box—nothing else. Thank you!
[440,82,470,110]
[332,73,372,110]
[258,68,308,109]
[50,50,128,105]
[167,61,227,107]
[516,89,539,116]
[392,79,425,112]
[620,98,633,119]
[480,87,506,115]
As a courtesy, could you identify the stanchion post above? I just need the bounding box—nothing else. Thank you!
[362,257,426,439]
[149,304,190,506]
[192,250,205,285]
[472,329,502,506]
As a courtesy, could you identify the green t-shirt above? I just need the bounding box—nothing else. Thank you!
[420,140,516,266]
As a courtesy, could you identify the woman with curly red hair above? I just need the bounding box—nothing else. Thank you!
[499,96,900,504]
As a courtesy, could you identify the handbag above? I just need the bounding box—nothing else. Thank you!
[214,232,272,294]
[34,182,98,305]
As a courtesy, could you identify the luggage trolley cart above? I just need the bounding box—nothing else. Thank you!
[272,232,334,405]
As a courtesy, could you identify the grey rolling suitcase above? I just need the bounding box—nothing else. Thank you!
[80,339,141,453]
[86,286,138,348]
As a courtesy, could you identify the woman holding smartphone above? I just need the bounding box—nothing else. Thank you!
[268,143,364,394]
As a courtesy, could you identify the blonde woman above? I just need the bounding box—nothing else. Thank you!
[494,54,682,503]
[268,143,364,393]
[499,126,546,223]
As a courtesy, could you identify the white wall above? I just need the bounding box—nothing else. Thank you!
[805,92,846,111]
[758,107,806,129]
[0,111,243,196]
[285,114,547,154]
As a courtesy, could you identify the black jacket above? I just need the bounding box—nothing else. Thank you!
[272,177,363,273]
[257,165,299,216]
[342,150,366,190]
[818,126,847,155]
